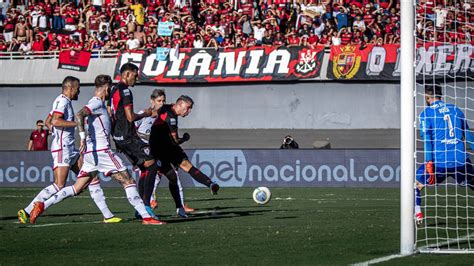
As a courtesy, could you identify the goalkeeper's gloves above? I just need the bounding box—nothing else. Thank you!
[425,161,436,185]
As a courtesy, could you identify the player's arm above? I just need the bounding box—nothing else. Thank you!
[420,114,433,162]
[459,109,474,150]
[51,112,77,128]
[45,114,53,132]
[124,105,152,122]
[170,128,190,145]
[76,107,90,153]
[27,134,33,151]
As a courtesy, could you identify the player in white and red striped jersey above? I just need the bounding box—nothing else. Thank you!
[18,76,120,224]
[29,75,165,225]
[135,89,194,214]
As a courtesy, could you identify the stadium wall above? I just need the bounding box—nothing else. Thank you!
[0,82,400,129]
[0,58,116,84]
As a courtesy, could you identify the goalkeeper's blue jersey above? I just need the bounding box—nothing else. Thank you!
[419,100,469,168]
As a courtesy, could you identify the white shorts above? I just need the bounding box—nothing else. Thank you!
[78,149,127,178]
[52,147,80,169]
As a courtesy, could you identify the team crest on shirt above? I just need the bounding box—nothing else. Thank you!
[332,45,361,79]
[295,49,319,76]
[170,118,177,126]
[123,89,130,96]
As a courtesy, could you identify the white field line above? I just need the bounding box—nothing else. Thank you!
[351,254,412,265]
[14,221,103,227]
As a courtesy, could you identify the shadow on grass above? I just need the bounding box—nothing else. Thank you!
[187,197,242,202]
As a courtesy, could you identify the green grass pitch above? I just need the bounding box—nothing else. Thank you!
[1,187,473,265]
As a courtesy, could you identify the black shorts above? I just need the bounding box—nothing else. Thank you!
[151,144,188,167]
[114,136,153,167]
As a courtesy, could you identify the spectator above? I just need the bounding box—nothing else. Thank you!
[31,33,46,54]
[27,120,49,151]
[126,31,140,50]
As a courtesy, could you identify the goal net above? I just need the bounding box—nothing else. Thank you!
[414,0,474,253]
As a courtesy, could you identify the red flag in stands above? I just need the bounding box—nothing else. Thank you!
[58,50,92,72]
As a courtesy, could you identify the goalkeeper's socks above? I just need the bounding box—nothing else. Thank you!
[188,166,213,187]
[415,188,422,207]
[44,186,76,209]
[25,184,60,214]
[415,205,421,214]
[88,182,114,219]
[124,184,151,219]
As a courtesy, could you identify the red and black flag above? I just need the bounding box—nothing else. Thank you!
[58,50,92,72]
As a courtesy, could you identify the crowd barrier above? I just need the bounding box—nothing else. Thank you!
[0,149,400,188]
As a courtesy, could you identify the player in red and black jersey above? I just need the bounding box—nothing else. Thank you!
[109,63,159,219]
[150,95,220,200]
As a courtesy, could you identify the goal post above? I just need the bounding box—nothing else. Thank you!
[401,0,474,254]
[400,0,415,256]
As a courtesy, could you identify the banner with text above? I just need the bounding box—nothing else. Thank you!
[0,150,401,188]
[115,44,473,82]
[58,50,92,72]
[114,46,325,83]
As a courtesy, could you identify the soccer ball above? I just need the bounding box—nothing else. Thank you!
[252,187,271,205]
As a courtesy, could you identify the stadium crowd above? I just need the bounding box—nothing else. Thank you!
[0,0,472,54]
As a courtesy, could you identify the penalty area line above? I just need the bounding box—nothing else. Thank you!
[351,253,412,265]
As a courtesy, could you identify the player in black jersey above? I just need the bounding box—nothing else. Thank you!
[109,63,159,219]
[150,95,220,202]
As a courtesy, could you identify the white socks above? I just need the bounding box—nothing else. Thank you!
[44,186,76,209]
[88,183,114,219]
[150,174,161,202]
[25,184,59,214]
[125,184,150,218]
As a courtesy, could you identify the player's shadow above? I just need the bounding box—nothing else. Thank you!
[164,208,274,224]
[274,216,298,219]
[187,197,241,202]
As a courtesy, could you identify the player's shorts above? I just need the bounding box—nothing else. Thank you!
[77,149,127,178]
[51,145,80,169]
[151,144,188,167]
[416,159,474,186]
[114,136,154,167]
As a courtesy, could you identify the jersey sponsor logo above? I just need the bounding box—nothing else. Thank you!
[123,89,130,96]
[170,118,177,126]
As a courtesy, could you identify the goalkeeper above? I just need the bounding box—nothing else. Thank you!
[415,83,474,224]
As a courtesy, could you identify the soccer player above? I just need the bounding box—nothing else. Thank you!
[149,95,219,216]
[415,84,474,224]
[109,63,159,218]
[29,75,165,225]
[18,76,119,224]
[135,89,194,213]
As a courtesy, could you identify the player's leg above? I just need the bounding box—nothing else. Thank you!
[160,162,187,218]
[415,163,448,224]
[110,170,165,225]
[71,152,119,222]
[453,159,474,189]
[179,159,219,195]
[150,172,162,209]
[18,150,70,223]
[176,175,195,212]
[29,172,93,223]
